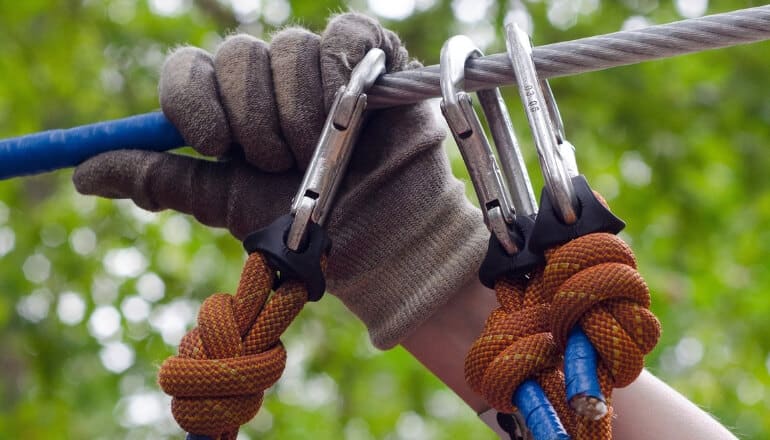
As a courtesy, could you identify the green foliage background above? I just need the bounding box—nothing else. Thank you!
[1,0,769,438]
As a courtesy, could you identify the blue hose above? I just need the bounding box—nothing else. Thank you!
[513,379,570,440]
[0,112,185,180]
[564,326,604,404]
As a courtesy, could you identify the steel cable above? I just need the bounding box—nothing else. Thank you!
[366,5,770,108]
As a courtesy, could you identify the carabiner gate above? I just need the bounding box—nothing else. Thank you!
[287,48,387,251]
[439,35,536,255]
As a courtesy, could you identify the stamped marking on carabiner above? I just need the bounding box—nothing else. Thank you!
[286,49,386,252]
[506,24,579,225]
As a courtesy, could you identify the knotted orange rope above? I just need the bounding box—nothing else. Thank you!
[466,230,660,439]
[465,271,576,433]
[158,252,313,439]
[546,232,661,439]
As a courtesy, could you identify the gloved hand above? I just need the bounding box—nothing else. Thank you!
[73,13,487,349]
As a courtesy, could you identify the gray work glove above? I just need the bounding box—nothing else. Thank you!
[73,13,487,349]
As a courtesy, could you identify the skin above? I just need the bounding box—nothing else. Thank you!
[401,278,738,440]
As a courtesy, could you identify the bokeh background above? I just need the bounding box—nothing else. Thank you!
[1,0,769,438]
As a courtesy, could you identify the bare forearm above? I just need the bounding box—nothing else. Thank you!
[401,277,497,413]
[401,279,737,439]
[612,369,737,440]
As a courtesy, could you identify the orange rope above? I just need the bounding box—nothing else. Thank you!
[466,226,660,439]
[547,233,660,389]
[158,252,313,439]
[465,272,577,433]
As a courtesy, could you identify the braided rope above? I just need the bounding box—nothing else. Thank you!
[466,209,660,439]
[366,5,770,108]
[158,252,312,439]
[465,273,575,429]
[546,233,659,439]
[546,233,660,394]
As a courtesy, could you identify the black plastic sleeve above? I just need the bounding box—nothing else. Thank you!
[529,175,625,253]
[479,215,543,288]
[242,214,331,302]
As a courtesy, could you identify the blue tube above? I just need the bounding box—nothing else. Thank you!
[513,379,570,440]
[0,112,185,180]
[564,327,604,404]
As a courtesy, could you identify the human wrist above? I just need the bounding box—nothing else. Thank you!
[401,276,497,412]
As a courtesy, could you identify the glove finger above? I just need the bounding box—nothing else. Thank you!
[320,13,410,111]
[214,34,294,172]
[270,27,325,170]
[72,150,300,240]
[159,47,232,157]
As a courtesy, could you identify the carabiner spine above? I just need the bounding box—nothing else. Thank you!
[505,23,579,225]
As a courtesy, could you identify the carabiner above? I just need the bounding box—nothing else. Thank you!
[439,35,536,255]
[505,23,579,225]
[286,48,387,251]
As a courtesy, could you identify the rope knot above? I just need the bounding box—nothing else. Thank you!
[546,233,661,387]
[465,276,568,415]
[158,253,309,439]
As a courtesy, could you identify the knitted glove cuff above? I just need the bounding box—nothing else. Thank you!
[328,154,489,349]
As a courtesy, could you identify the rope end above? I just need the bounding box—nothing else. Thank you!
[569,395,607,421]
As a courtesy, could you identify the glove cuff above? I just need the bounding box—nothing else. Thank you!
[328,155,489,349]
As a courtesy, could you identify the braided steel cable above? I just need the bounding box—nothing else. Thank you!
[366,5,770,108]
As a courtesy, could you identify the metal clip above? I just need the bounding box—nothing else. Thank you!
[505,23,579,225]
[287,48,387,251]
[439,35,536,255]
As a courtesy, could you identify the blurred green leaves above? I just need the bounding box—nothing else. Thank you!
[1,0,770,439]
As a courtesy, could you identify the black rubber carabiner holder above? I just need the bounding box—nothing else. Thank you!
[242,214,331,302]
[479,214,543,288]
[529,175,626,253]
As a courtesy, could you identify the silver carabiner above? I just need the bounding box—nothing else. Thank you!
[439,35,536,255]
[505,23,579,225]
[287,48,387,251]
